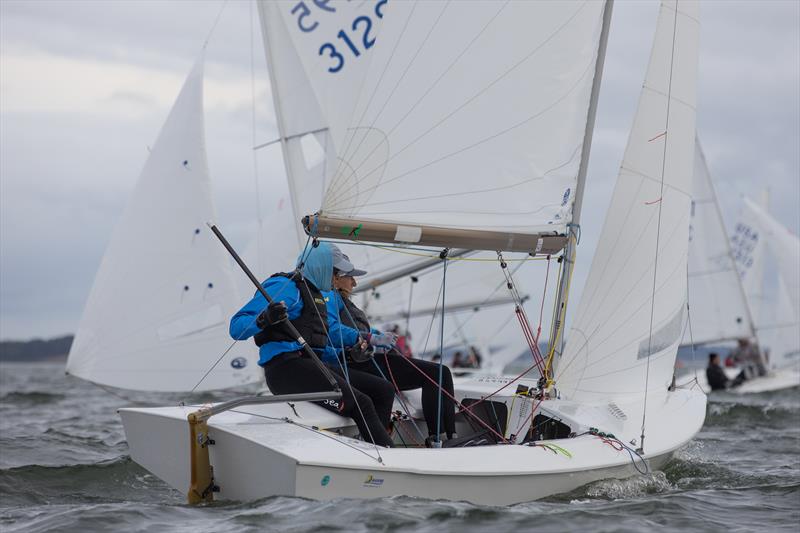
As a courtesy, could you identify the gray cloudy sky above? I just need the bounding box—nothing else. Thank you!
[1,0,798,340]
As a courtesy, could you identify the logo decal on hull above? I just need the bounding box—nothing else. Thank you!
[230,357,248,369]
[321,475,331,487]
[363,474,384,487]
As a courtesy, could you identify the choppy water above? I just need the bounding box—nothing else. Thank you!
[1,362,798,532]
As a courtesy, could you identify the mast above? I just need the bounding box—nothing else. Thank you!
[545,0,614,381]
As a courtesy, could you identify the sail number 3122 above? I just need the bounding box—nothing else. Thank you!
[290,0,387,74]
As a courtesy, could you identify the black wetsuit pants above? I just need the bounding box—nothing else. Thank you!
[351,352,456,438]
[263,352,395,447]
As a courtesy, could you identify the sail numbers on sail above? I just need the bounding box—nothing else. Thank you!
[288,0,387,74]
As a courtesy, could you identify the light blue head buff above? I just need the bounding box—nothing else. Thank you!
[296,242,333,291]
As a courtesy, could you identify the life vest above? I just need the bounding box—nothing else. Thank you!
[341,296,371,333]
[253,272,329,349]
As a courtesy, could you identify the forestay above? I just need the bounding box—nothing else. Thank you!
[305,0,607,249]
[684,138,754,345]
[557,0,700,402]
[66,59,260,392]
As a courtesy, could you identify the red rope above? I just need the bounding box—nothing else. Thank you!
[515,306,545,373]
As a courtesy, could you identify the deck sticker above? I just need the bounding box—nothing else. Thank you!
[230,357,247,369]
[321,475,331,487]
[363,474,384,487]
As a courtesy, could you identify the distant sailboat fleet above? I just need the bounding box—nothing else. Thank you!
[66,0,796,505]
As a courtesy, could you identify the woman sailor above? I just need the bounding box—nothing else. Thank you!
[327,248,458,446]
[229,242,395,447]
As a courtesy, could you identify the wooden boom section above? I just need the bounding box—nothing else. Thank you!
[303,214,568,255]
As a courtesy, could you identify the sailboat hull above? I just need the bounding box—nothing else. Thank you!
[120,386,706,505]
[678,365,800,395]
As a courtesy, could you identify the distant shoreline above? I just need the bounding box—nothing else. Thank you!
[0,335,73,363]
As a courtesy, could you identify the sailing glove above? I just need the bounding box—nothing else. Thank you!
[257,301,288,329]
[368,331,397,348]
[348,341,375,363]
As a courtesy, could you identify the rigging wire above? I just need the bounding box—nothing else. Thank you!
[202,0,229,50]
[640,0,681,454]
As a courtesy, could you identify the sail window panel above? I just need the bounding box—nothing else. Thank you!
[320,0,606,236]
[300,132,325,170]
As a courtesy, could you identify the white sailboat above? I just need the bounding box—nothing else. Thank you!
[729,198,800,392]
[118,0,707,505]
[676,154,800,393]
[65,58,262,392]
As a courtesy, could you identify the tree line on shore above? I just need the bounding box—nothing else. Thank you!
[0,336,73,362]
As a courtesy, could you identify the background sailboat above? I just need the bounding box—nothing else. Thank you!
[732,197,800,388]
[66,59,261,392]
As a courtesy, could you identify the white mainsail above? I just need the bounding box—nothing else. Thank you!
[684,137,754,345]
[256,1,580,366]
[557,0,700,402]
[66,59,260,392]
[311,0,608,246]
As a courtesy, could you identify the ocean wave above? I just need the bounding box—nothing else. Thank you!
[0,392,65,406]
[0,457,180,507]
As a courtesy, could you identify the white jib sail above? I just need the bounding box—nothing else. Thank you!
[742,198,800,321]
[557,0,700,402]
[684,137,755,345]
[319,0,607,236]
[731,190,770,325]
[66,58,261,392]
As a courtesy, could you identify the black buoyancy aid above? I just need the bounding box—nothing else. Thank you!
[253,272,329,349]
[341,296,371,333]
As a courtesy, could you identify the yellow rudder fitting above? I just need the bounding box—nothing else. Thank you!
[187,410,217,504]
